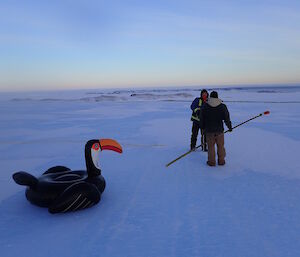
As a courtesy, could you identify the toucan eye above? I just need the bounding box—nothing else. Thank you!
[92,143,100,150]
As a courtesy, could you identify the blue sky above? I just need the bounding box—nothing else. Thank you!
[0,0,300,91]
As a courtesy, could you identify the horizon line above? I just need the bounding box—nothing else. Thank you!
[1,82,300,93]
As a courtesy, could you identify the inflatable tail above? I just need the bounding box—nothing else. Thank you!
[12,171,38,188]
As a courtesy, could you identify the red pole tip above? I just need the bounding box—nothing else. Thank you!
[264,111,270,115]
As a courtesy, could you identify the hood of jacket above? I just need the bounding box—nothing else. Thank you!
[207,97,222,107]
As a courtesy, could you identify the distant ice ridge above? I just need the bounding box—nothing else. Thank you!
[5,85,300,103]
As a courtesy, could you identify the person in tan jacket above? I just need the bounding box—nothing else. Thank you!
[200,91,232,166]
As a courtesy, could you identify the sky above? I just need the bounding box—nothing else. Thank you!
[0,0,300,91]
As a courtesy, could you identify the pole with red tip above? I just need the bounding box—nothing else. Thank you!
[223,110,270,134]
[165,111,270,167]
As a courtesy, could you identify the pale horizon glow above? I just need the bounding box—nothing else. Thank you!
[1,0,300,91]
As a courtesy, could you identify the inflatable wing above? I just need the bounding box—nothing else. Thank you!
[49,182,101,214]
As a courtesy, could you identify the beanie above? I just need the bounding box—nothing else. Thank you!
[210,91,218,98]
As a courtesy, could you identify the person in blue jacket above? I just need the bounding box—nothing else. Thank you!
[190,89,208,151]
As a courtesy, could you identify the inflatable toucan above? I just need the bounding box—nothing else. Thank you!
[12,139,122,214]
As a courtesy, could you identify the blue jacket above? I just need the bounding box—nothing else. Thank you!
[190,97,200,111]
[190,97,204,122]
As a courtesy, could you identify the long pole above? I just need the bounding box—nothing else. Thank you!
[165,111,270,167]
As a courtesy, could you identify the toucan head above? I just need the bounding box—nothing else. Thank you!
[85,139,122,177]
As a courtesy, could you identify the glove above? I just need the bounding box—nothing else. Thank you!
[228,127,233,132]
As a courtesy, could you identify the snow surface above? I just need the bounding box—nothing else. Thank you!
[1,86,300,257]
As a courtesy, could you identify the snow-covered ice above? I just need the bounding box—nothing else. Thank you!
[0,86,300,257]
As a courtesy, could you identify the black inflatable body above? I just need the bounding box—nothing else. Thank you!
[13,139,122,214]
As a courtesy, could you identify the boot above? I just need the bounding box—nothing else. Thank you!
[190,143,196,151]
[207,161,216,167]
[218,160,225,166]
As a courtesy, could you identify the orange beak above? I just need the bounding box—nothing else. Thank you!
[99,139,123,153]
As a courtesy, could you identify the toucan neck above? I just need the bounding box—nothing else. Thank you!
[85,140,101,177]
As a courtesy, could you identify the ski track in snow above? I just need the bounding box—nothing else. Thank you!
[0,87,300,257]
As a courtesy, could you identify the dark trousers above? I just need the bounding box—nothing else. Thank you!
[190,122,207,150]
